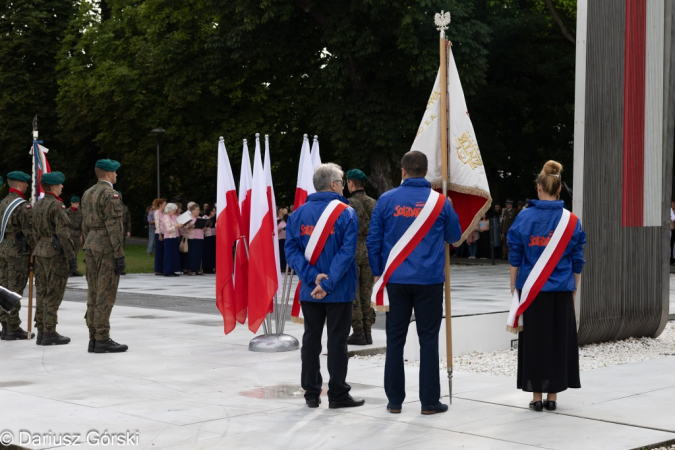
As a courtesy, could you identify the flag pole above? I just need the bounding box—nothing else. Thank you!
[27,116,39,340]
[435,10,453,404]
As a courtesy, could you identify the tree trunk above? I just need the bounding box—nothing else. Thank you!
[369,151,394,196]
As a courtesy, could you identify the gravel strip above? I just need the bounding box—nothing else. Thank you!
[353,322,675,377]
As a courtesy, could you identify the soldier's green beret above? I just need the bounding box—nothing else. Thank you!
[41,171,65,185]
[346,169,368,182]
[70,196,80,203]
[7,171,31,182]
[95,159,120,172]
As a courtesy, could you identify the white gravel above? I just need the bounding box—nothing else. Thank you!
[353,322,675,377]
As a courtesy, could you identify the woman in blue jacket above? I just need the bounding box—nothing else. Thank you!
[507,160,586,412]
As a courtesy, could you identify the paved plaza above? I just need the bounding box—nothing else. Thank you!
[0,264,673,449]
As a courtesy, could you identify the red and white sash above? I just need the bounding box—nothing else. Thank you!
[506,209,578,334]
[371,189,446,312]
[290,200,349,323]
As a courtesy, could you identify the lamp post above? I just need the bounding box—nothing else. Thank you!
[150,128,165,198]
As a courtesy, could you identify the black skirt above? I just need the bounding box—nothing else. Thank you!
[517,291,581,393]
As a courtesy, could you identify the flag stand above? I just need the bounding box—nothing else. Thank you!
[436,11,453,404]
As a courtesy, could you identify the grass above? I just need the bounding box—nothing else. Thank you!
[75,244,156,274]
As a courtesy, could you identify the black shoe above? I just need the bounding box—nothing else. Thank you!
[421,402,448,415]
[347,330,367,346]
[36,331,43,345]
[544,400,557,411]
[387,403,401,414]
[365,327,373,345]
[0,323,6,340]
[328,395,365,409]
[529,401,544,412]
[120,271,127,276]
[69,270,83,277]
[41,332,71,346]
[94,338,128,353]
[88,339,95,353]
[5,327,35,341]
[306,397,321,408]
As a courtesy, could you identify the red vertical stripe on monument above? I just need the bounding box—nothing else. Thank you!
[622,0,646,227]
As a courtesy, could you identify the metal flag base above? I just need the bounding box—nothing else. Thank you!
[248,334,299,353]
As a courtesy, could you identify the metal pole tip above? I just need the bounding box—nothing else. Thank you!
[219,136,224,142]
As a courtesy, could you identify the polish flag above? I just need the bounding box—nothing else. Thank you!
[264,135,281,294]
[247,134,278,333]
[310,135,321,169]
[293,134,314,209]
[29,143,51,201]
[234,139,252,324]
[215,138,241,334]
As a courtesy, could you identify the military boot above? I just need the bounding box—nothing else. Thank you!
[88,339,95,353]
[347,329,367,346]
[41,332,71,346]
[69,270,83,277]
[5,327,35,341]
[94,338,128,353]
[36,331,43,345]
[365,326,373,345]
[0,322,7,340]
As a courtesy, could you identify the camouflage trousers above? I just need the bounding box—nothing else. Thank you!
[72,234,82,259]
[84,250,120,341]
[34,255,68,333]
[352,258,375,331]
[0,251,29,331]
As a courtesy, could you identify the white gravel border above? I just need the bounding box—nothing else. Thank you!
[354,322,675,378]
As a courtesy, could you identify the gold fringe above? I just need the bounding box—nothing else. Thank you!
[371,302,389,313]
[506,325,522,334]
[290,316,304,325]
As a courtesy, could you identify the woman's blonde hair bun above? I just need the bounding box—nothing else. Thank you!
[537,160,563,196]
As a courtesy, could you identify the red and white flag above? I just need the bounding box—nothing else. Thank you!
[215,138,241,334]
[263,135,281,295]
[310,135,321,169]
[29,143,51,201]
[247,134,278,333]
[234,139,252,324]
[293,134,314,209]
[411,44,491,245]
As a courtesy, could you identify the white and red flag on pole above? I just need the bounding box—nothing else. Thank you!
[234,139,252,324]
[411,44,491,245]
[293,134,314,209]
[310,135,321,170]
[263,135,281,294]
[215,138,241,334]
[247,134,278,333]
[29,143,51,201]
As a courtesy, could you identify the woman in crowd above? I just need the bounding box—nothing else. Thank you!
[478,214,490,258]
[277,206,288,270]
[153,198,166,276]
[162,203,185,277]
[466,222,479,259]
[184,203,204,275]
[146,205,155,256]
[507,160,586,412]
[202,205,217,274]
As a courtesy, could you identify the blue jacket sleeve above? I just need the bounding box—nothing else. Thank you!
[444,200,462,244]
[284,215,320,286]
[320,209,358,294]
[507,216,524,267]
[366,199,385,277]
[570,219,586,274]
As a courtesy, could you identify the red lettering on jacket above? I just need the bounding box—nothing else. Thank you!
[393,205,423,218]
[528,231,554,247]
[300,224,335,236]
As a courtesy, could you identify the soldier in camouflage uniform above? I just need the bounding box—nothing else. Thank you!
[66,195,83,277]
[81,159,127,353]
[32,172,77,346]
[0,171,35,341]
[345,169,377,346]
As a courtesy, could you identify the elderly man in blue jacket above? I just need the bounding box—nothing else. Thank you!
[367,151,462,415]
[285,162,364,409]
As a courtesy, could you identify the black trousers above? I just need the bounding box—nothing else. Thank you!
[384,283,443,408]
[301,301,352,401]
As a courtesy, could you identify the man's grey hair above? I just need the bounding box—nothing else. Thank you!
[164,203,178,214]
[313,163,344,192]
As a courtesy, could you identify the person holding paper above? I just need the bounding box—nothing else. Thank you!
[162,203,185,277]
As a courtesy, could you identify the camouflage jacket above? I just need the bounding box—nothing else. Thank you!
[65,206,83,237]
[501,207,519,234]
[81,181,125,258]
[32,194,75,260]
[122,205,131,235]
[0,192,34,257]
[348,190,376,262]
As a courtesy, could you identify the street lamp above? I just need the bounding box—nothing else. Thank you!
[150,128,165,198]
